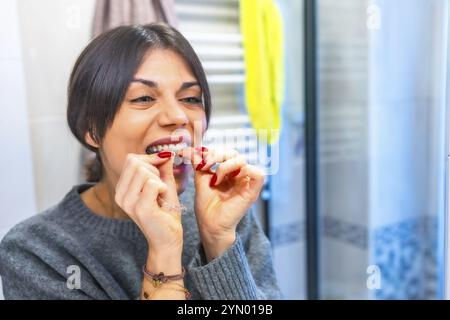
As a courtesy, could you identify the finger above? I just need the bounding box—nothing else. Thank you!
[176,146,213,191]
[140,151,175,167]
[235,164,266,198]
[179,146,206,168]
[133,157,161,178]
[179,146,208,174]
[191,148,239,173]
[115,153,169,203]
[208,148,239,163]
[202,148,239,171]
[210,155,247,186]
[117,167,162,214]
[115,156,140,205]
[121,177,166,215]
[196,152,216,172]
[134,178,167,216]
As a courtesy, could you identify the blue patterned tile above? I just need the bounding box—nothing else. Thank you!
[372,216,438,299]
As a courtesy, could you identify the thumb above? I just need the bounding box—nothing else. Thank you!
[180,147,211,189]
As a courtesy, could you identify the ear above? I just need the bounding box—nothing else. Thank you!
[84,132,100,149]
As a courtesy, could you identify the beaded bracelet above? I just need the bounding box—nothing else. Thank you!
[142,282,191,300]
[142,265,186,288]
[142,265,191,299]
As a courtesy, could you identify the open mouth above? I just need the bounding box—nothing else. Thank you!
[145,141,189,155]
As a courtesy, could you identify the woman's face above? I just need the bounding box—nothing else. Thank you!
[94,49,207,194]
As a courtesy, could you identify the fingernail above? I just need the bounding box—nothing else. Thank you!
[195,146,208,152]
[230,168,241,177]
[210,173,217,187]
[157,151,173,158]
[195,159,206,171]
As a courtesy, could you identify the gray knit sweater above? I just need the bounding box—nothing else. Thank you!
[0,178,282,300]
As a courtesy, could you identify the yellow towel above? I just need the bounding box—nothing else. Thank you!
[240,0,284,144]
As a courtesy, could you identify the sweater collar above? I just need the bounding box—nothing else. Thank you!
[59,183,143,240]
[58,175,195,241]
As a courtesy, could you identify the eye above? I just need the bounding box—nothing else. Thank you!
[130,96,155,104]
[180,97,202,105]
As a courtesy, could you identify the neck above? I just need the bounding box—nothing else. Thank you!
[92,178,129,220]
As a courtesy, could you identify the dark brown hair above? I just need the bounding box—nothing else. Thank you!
[67,23,211,182]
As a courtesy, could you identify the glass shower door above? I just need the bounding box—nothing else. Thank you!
[316,0,449,299]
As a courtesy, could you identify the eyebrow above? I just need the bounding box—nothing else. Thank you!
[131,78,201,93]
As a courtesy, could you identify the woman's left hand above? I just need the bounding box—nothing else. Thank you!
[182,147,265,261]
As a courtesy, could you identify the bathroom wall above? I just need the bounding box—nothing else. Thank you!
[0,0,36,300]
[16,0,96,212]
[1,0,297,299]
[0,0,95,299]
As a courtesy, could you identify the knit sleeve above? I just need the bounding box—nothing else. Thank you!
[0,236,84,299]
[187,209,283,300]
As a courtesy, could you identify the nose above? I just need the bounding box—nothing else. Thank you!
[157,98,189,128]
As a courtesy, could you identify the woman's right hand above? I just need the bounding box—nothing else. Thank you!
[114,152,183,255]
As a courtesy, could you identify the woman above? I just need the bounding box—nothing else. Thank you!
[0,23,282,300]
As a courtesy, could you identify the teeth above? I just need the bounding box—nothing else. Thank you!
[146,142,188,154]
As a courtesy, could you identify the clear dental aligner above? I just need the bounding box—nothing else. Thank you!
[145,142,188,155]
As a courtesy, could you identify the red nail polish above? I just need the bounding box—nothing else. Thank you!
[230,168,241,177]
[157,151,173,158]
[195,146,208,152]
[195,159,206,171]
[210,173,217,187]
